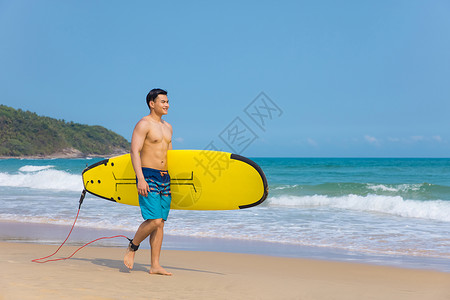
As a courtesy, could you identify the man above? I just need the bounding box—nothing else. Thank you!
[123,88,173,276]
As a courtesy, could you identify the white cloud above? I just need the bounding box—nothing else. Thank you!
[432,135,443,142]
[387,137,400,142]
[364,135,379,145]
[174,137,184,143]
[382,135,444,144]
[411,136,424,142]
[307,138,318,147]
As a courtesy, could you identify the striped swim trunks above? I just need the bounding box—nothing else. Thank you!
[138,167,171,221]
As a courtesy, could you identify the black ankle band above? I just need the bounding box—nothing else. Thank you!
[129,240,140,251]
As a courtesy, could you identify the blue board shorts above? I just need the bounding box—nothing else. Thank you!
[138,168,171,221]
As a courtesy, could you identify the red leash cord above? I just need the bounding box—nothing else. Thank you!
[32,190,131,264]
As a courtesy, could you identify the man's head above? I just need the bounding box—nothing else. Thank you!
[146,88,168,113]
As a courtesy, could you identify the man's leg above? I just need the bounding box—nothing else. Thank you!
[149,219,172,275]
[124,219,161,269]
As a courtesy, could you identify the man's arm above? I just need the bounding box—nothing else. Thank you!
[130,120,149,196]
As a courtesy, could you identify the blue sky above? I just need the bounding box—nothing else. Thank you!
[1,0,449,157]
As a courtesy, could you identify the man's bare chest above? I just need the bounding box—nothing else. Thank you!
[146,124,171,144]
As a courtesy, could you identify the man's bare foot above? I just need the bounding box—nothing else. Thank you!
[150,265,172,276]
[124,247,135,269]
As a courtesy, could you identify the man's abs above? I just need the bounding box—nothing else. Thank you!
[140,146,168,170]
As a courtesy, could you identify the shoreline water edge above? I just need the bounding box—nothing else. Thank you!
[1,220,449,273]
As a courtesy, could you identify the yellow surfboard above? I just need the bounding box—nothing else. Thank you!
[82,150,268,210]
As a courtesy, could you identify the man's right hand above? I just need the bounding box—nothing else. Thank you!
[137,179,150,196]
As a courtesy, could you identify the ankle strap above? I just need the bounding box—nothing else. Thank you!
[129,240,140,251]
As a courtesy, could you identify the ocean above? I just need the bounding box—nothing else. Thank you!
[1,157,449,272]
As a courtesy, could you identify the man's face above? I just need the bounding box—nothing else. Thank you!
[151,94,169,115]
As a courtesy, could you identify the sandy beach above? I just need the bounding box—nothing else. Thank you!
[1,242,449,300]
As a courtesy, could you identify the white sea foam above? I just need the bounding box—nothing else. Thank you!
[18,165,55,172]
[0,169,82,192]
[0,214,138,231]
[273,184,299,190]
[367,184,398,192]
[367,183,422,193]
[267,194,450,222]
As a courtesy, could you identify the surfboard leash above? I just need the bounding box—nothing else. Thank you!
[31,189,133,264]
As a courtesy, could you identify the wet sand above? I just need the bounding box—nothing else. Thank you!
[1,242,449,300]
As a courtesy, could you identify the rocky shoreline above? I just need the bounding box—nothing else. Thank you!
[0,147,129,160]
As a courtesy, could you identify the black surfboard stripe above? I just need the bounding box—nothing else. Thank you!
[230,154,269,209]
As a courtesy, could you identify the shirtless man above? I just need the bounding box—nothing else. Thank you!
[123,88,173,276]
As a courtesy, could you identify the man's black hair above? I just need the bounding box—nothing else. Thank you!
[146,88,168,110]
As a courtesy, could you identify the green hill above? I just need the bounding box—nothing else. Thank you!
[0,105,130,157]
